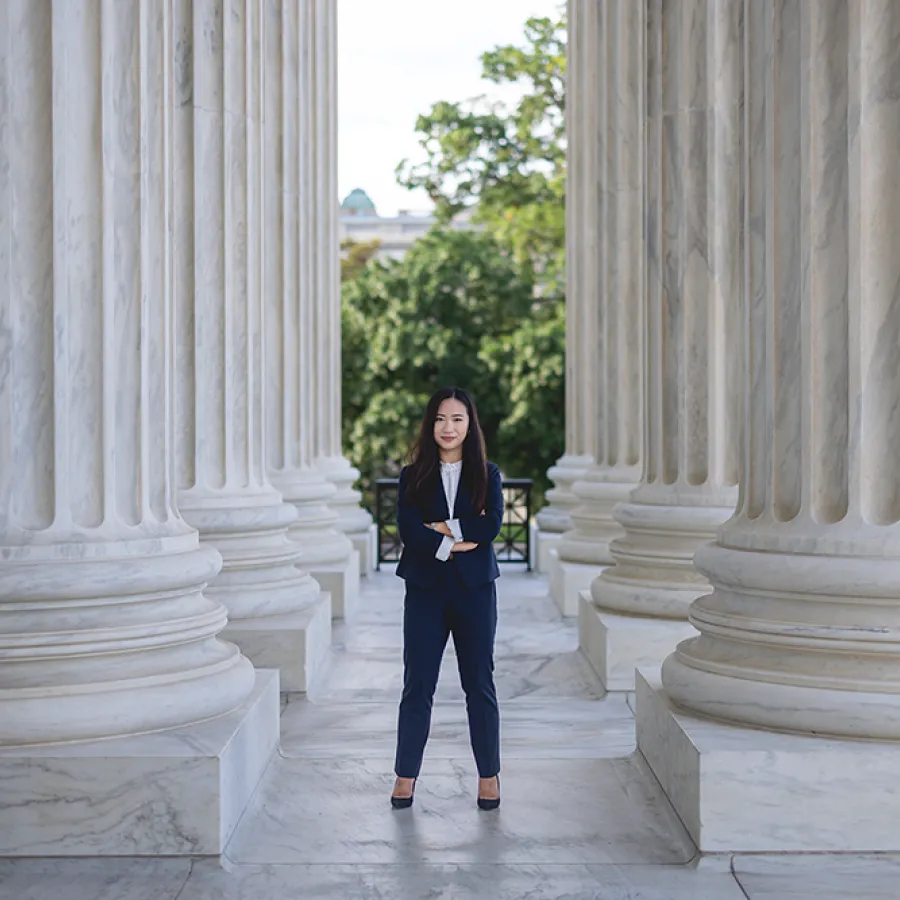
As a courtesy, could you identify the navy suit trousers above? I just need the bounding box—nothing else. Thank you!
[394,563,500,779]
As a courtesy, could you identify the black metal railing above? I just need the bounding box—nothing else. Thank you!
[375,477,533,571]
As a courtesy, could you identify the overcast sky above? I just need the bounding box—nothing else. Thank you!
[338,0,562,216]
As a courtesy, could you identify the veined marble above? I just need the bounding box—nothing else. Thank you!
[0,0,254,746]
[263,0,359,615]
[172,0,329,684]
[306,0,373,573]
[661,0,900,740]
[0,670,279,856]
[535,18,599,548]
[536,455,595,538]
[637,669,900,852]
[553,0,644,615]
[584,0,742,688]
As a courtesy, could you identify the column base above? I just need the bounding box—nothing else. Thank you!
[222,596,332,692]
[533,526,563,574]
[348,523,377,576]
[579,594,695,691]
[549,552,603,616]
[636,669,900,852]
[310,549,360,620]
[0,670,280,857]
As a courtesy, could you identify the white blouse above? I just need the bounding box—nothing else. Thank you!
[435,460,464,561]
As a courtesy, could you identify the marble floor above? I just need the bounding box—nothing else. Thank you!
[3,568,899,898]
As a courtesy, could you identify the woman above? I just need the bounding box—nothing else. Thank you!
[391,387,503,811]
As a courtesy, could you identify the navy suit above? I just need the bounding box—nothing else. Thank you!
[394,462,503,779]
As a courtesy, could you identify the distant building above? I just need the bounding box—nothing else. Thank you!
[339,188,475,261]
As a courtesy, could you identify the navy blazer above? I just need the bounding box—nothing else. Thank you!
[395,461,503,588]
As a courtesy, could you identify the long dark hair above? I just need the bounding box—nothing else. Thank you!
[405,387,489,513]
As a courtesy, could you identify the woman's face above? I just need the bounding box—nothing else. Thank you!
[433,398,470,455]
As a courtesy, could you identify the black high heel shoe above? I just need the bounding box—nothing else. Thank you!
[391,777,416,809]
[477,775,500,811]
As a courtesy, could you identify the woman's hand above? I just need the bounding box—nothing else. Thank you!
[452,541,478,553]
[427,522,454,538]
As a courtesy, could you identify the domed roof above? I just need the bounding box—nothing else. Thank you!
[341,188,377,215]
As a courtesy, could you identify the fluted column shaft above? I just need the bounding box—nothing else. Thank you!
[663,0,900,739]
[557,0,644,569]
[536,0,597,537]
[0,0,253,745]
[591,0,742,618]
[265,0,353,573]
[309,0,373,544]
[173,0,313,620]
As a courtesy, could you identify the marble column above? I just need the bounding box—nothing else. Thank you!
[638,0,900,852]
[533,0,596,574]
[173,0,324,684]
[308,0,374,577]
[265,0,359,618]
[581,0,742,689]
[551,0,644,616]
[0,0,277,855]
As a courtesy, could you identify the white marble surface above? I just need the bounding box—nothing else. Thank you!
[579,594,696,691]
[9,854,900,899]
[311,550,361,619]
[662,1,900,741]
[2,569,894,893]
[262,4,357,586]
[732,854,900,899]
[537,454,595,537]
[0,0,254,747]
[637,669,900,852]
[280,696,636,760]
[173,0,320,642]
[0,857,760,899]
[555,0,644,578]
[223,597,332,692]
[0,671,280,856]
[595,0,741,626]
[550,557,604,616]
[533,525,561,573]
[317,454,374,543]
[0,860,191,900]
[307,646,605,704]
[225,755,695,865]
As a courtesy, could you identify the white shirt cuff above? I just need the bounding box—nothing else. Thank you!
[435,534,455,562]
[447,519,463,542]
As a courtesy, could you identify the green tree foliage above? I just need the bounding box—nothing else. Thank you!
[342,228,564,502]
[480,299,565,489]
[340,238,381,283]
[342,10,567,509]
[396,11,566,286]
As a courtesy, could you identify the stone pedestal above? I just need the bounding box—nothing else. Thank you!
[637,670,900,853]
[223,602,331,693]
[580,595,695,692]
[0,671,280,856]
[308,551,362,620]
[552,0,644,617]
[533,526,561,574]
[550,553,604,618]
